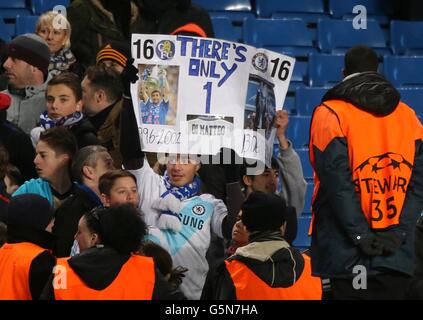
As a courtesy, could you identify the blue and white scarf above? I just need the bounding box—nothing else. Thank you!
[39,110,83,129]
[161,171,201,200]
[31,111,84,147]
[153,171,201,232]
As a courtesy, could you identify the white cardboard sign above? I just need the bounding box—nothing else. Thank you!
[131,34,295,164]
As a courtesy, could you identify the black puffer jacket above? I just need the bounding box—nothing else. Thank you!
[322,72,400,116]
[70,117,100,149]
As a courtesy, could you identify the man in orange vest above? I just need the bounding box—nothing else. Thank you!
[0,194,55,300]
[201,191,322,300]
[309,45,423,299]
[41,204,185,300]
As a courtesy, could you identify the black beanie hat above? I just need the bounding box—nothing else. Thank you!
[7,194,54,231]
[241,191,286,232]
[7,33,50,80]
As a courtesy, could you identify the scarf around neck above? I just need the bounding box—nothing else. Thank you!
[40,110,83,130]
[49,47,76,76]
[161,170,201,201]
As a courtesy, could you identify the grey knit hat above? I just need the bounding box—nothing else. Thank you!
[8,33,50,80]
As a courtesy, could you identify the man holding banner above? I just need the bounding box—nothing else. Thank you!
[120,33,297,299]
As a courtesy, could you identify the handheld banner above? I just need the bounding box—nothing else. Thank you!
[130,34,295,165]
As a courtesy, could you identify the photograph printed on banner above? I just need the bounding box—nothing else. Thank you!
[244,74,276,140]
[138,64,179,126]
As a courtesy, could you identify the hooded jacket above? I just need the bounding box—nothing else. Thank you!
[309,72,423,278]
[41,246,185,300]
[201,238,321,300]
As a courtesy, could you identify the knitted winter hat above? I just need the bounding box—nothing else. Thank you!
[7,33,50,80]
[96,41,130,68]
[7,194,54,231]
[242,191,286,232]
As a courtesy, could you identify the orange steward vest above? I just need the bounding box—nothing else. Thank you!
[225,254,322,300]
[310,100,423,229]
[0,242,47,300]
[53,255,155,300]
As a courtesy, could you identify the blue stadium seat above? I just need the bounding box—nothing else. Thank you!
[283,95,296,115]
[15,15,39,36]
[256,0,324,17]
[286,116,311,149]
[296,87,327,115]
[272,46,318,61]
[193,0,251,11]
[209,10,255,23]
[0,9,31,19]
[296,149,313,180]
[397,88,423,115]
[391,20,423,56]
[0,17,11,42]
[317,19,389,55]
[244,18,317,56]
[271,12,330,25]
[288,82,306,94]
[328,0,394,18]
[0,28,10,42]
[293,215,311,248]
[0,0,26,8]
[288,60,308,92]
[291,61,308,83]
[211,16,241,42]
[384,56,423,87]
[303,182,314,214]
[31,0,70,15]
[260,0,328,25]
[5,23,15,38]
[308,53,344,87]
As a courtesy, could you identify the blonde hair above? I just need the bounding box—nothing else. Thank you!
[35,11,71,49]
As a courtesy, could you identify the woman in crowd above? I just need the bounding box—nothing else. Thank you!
[42,204,185,300]
[36,11,77,77]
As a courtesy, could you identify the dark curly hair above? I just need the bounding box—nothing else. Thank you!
[97,204,147,254]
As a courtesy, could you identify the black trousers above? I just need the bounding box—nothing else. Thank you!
[326,273,411,300]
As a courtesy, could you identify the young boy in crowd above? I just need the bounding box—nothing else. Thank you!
[30,72,99,148]
[13,127,77,209]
